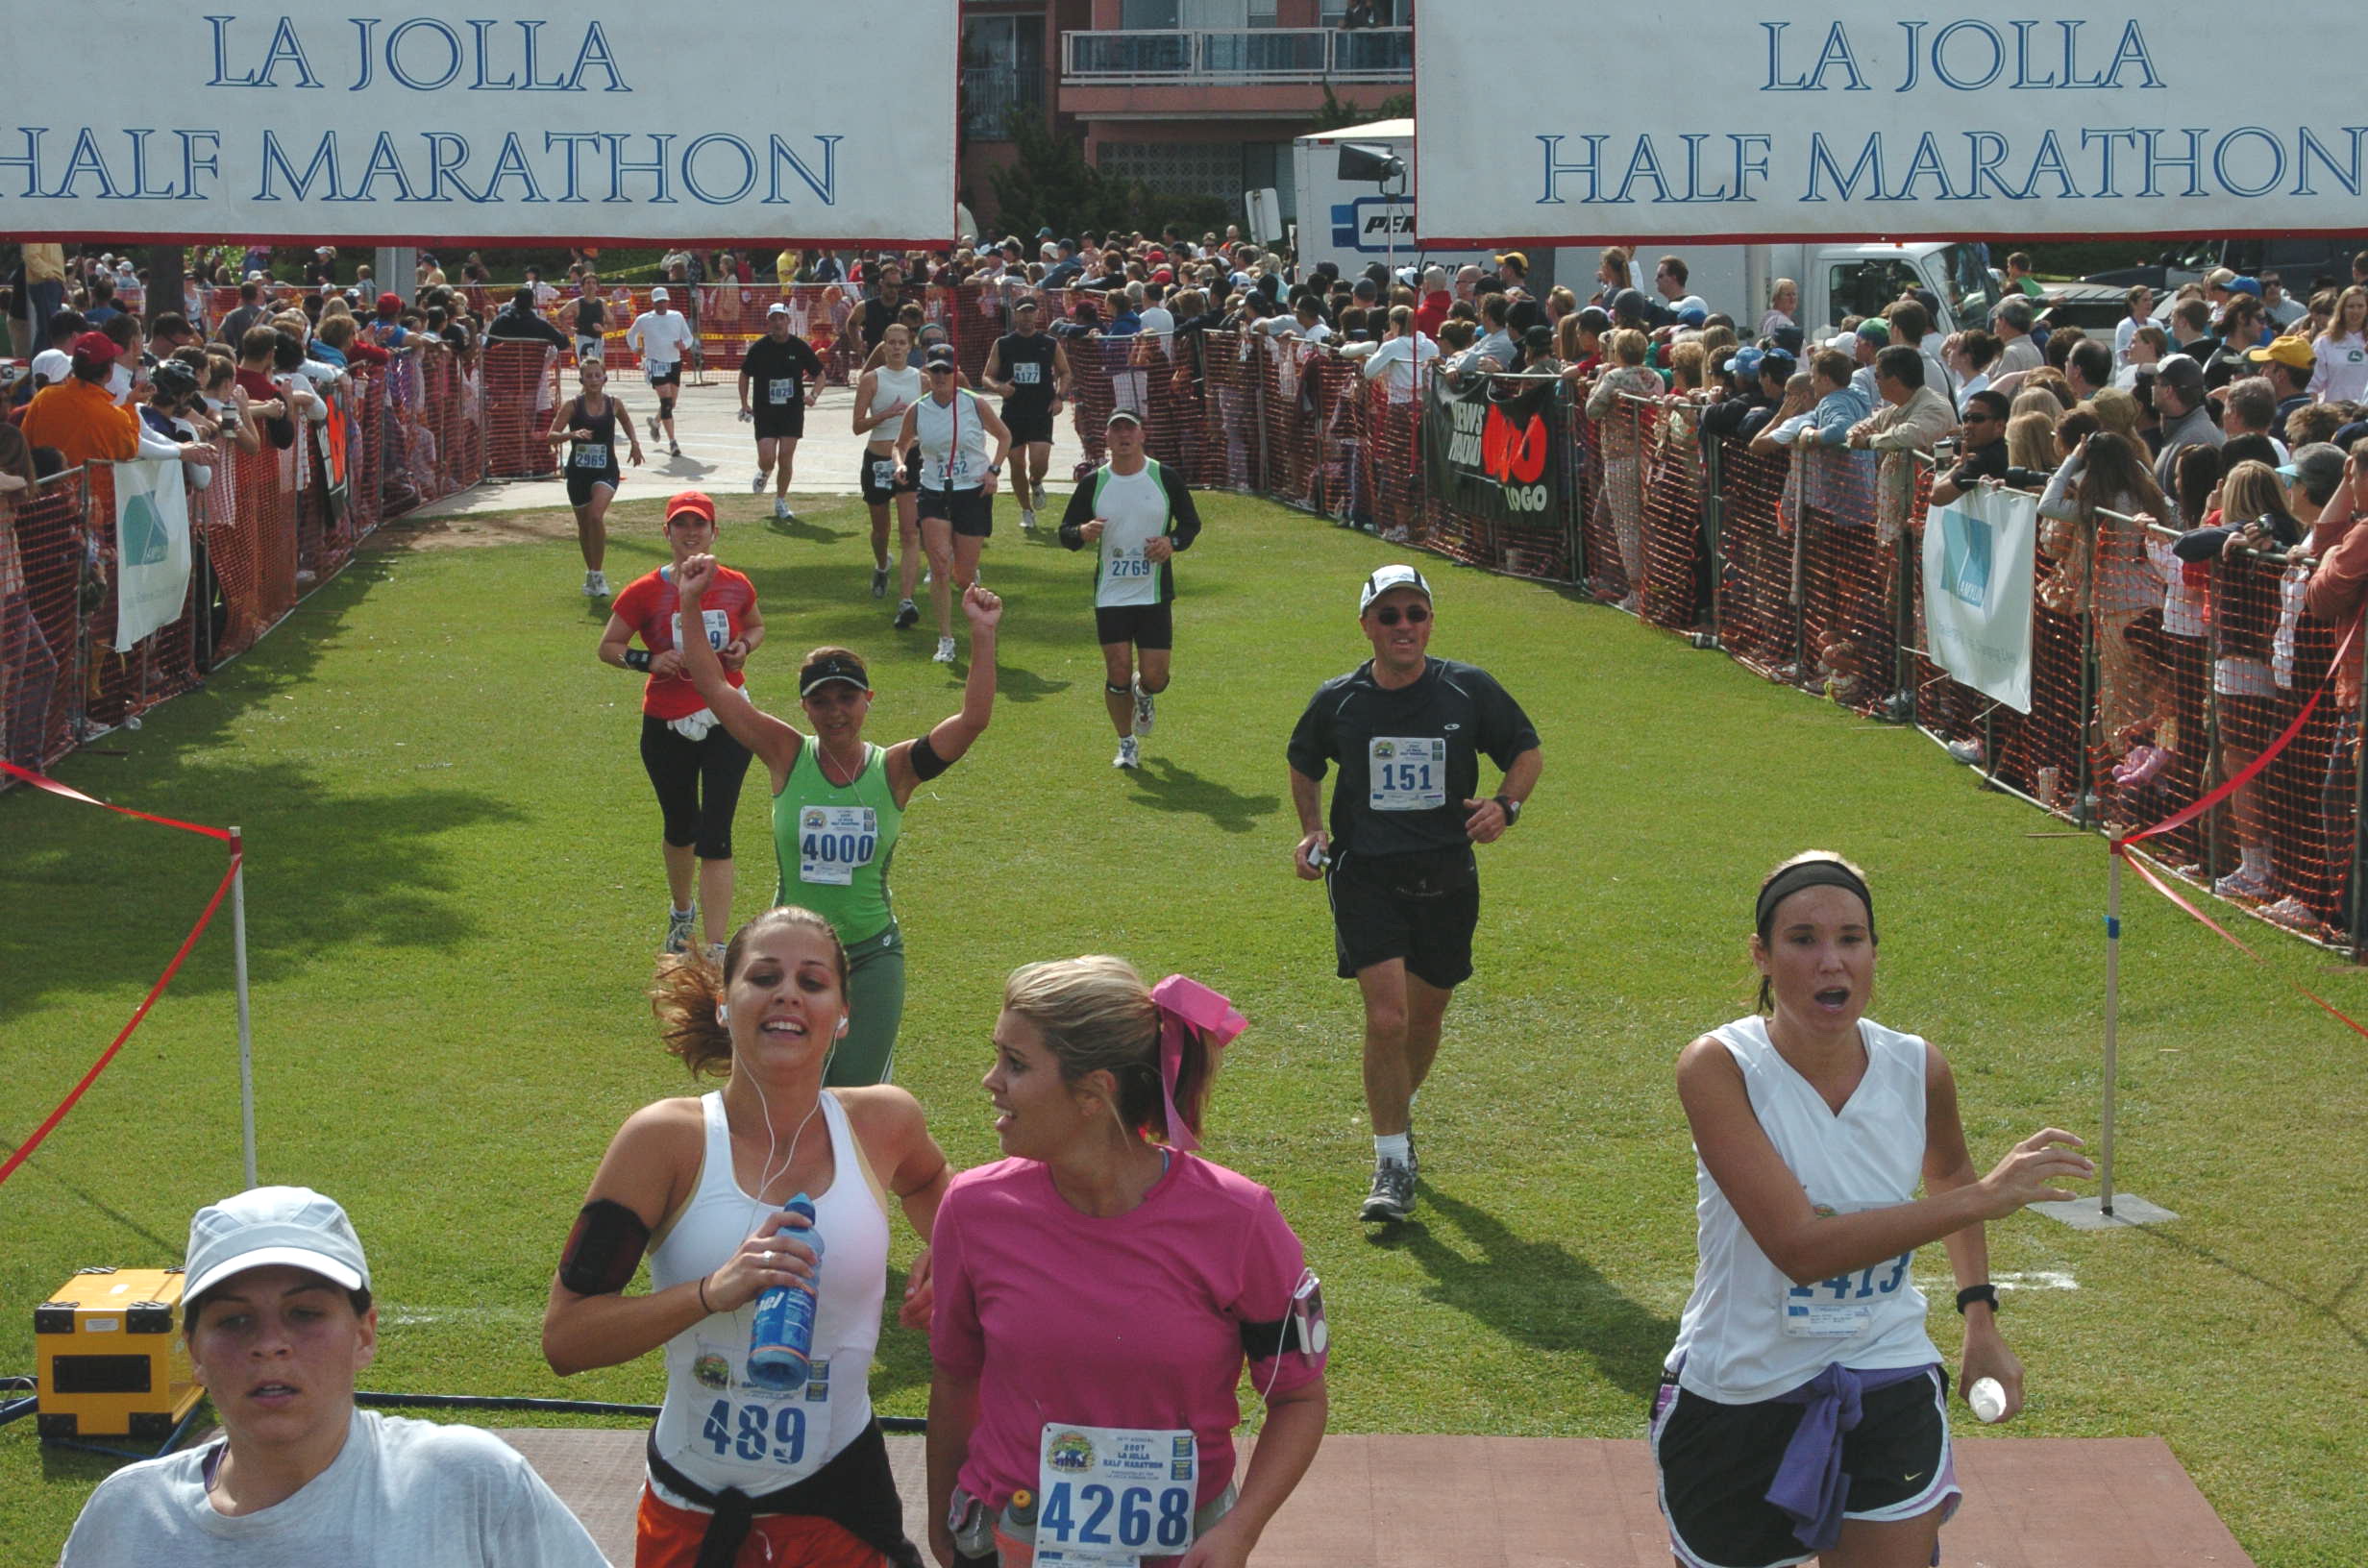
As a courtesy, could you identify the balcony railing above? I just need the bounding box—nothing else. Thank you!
[1062,26,1412,86]
[962,65,1046,138]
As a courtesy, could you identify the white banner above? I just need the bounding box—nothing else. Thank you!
[112,458,194,651]
[1418,4,2368,243]
[1,2,956,245]
[1923,489,2036,716]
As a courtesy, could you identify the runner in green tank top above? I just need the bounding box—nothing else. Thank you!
[670,554,1004,1084]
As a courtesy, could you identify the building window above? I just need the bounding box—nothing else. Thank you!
[1098,141,1247,202]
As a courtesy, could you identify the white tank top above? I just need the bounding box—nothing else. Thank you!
[914,387,991,491]
[868,365,923,448]
[647,1090,890,1499]
[1665,1015,1938,1404]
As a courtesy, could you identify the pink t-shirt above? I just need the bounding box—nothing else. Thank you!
[931,1152,1325,1510]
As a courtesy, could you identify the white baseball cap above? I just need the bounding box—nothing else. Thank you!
[766,302,791,317]
[1359,563,1433,615]
[185,1186,371,1301]
[650,286,670,302]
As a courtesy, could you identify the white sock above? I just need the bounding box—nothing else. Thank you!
[672,904,695,919]
[1374,1133,1410,1166]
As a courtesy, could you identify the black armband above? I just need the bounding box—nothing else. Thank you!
[909,733,954,782]
[1955,1283,2000,1315]
[1240,1275,1327,1362]
[623,648,653,673]
[558,1198,653,1296]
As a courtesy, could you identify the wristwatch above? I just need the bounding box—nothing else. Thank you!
[1493,795,1522,826]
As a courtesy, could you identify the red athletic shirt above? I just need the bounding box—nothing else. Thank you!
[611,565,755,720]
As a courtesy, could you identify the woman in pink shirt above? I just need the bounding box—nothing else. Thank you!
[926,958,1328,1568]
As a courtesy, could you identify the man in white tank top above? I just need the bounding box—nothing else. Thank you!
[1058,408,1203,770]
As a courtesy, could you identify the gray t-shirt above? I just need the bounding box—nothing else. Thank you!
[60,1410,610,1567]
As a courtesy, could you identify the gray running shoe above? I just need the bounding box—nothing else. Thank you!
[893,599,921,629]
[1132,680,1155,737]
[872,567,890,600]
[1361,1160,1416,1222]
[662,907,696,955]
[1114,735,1141,770]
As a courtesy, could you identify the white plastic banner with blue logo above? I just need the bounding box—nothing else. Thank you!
[0,2,957,245]
[1922,488,2036,715]
[111,459,193,651]
[1418,2,2368,243]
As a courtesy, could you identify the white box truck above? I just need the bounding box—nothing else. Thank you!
[1290,119,1496,281]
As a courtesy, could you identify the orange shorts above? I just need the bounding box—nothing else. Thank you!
[635,1484,892,1568]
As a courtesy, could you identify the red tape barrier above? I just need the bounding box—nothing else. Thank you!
[0,759,240,1188]
[2111,619,2368,1043]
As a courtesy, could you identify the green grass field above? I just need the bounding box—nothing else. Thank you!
[4,492,2365,1565]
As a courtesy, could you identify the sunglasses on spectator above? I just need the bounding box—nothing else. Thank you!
[1962,413,1996,425]
[1369,604,1431,625]
[926,365,956,375]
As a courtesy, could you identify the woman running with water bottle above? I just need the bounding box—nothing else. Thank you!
[925,956,1329,1568]
[543,904,950,1568]
[1653,852,2093,1568]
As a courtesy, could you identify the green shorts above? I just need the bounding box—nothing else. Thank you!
[825,922,905,1087]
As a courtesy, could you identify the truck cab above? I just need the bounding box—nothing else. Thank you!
[1798,241,1997,341]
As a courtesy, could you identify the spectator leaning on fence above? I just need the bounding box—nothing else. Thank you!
[1926,390,2012,508]
[2303,439,2368,714]
[1846,346,1955,542]
[20,332,137,467]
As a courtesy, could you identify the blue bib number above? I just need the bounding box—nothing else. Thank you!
[699,1398,807,1465]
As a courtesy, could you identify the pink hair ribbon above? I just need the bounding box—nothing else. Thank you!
[1148,974,1246,1151]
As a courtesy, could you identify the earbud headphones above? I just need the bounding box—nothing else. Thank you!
[715,1005,730,1026]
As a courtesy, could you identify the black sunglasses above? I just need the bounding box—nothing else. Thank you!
[1370,603,1431,626]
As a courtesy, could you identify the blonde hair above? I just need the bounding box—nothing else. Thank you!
[2005,411,2056,471]
[1002,956,1213,1143]
[1607,328,1648,366]
[2083,387,2142,440]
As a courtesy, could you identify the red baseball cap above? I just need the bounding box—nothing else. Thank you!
[376,291,403,312]
[71,331,120,364]
[665,490,716,525]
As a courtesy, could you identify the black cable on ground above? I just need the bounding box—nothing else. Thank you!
[354,1391,923,1433]
[0,1396,38,1428]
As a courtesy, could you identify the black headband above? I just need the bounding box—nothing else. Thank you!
[1754,860,1875,943]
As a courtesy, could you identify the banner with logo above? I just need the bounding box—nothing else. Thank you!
[1420,373,1564,529]
[317,380,352,523]
[1922,487,2036,714]
[1418,2,2368,242]
[111,459,194,650]
[0,1,957,245]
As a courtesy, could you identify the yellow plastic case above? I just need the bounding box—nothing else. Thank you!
[34,1267,203,1441]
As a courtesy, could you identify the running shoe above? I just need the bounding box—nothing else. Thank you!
[583,570,610,598]
[662,907,696,955]
[706,941,728,969]
[750,470,767,494]
[2213,868,2274,900]
[669,440,681,457]
[1361,1160,1416,1223]
[2259,895,2321,933]
[872,567,889,600]
[894,599,921,629]
[1944,738,1985,766]
[934,636,957,664]
[1131,679,1155,737]
[773,497,792,522]
[1021,507,1036,531]
[1114,735,1141,770]
[1032,481,1048,511]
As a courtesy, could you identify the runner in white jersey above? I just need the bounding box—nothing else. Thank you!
[899,343,1011,665]
[544,906,950,1567]
[1655,851,2092,1568]
[626,288,701,457]
[1058,408,1202,770]
[854,323,925,626]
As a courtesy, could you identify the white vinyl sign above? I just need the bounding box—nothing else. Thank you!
[1923,488,2037,716]
[1417,4,2368,243]
[0,2,957,244]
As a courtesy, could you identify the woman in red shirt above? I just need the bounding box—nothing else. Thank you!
[597,490,765,962]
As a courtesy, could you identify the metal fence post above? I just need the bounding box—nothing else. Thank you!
[1891,502,1917,723]
[2075,556,2099,829]
[2349,649,2368,961]
[1251,344,1271,496]
[1700,432,1723,647]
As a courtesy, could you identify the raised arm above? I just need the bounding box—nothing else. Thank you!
[886,585,1003,805]
[673,552,802,779]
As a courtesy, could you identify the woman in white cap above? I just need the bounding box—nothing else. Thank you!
[899,344,1011,664]
[1652,851,2091,1568]
[668,549,1005,1085]
[61,1187,606,1566]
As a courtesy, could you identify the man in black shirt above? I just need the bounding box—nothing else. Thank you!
[982,297,1071,527]
[1927,388,2010,506]
[485,287,567,349]
[1287,564,1542,1222]
[571,274,608,363]
[737,303,825,522]
[857,260,905,360]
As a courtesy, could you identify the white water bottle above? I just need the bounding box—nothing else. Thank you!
[1968,1377,2008,1424]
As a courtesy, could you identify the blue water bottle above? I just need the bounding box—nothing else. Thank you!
[746,1193,823,1392]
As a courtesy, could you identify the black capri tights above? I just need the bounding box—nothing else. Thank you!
[639,715,753,860]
